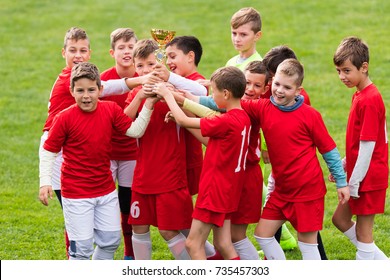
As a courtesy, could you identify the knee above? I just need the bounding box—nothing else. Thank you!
[68,239,94,260]
[95,229,121,250]
[159,230,179,241]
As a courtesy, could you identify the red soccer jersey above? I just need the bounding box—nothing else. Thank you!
[346,83,388,191]
[43,101,133,199]
[43,67,74,132]
[196,109,251,213]
[100,67,138,161]
[242,99,336,202]
[185,71,206,168]
[126,88,187,194]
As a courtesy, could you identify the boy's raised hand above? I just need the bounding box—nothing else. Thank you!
[153,63,170,82]
[153,82,172,98]
[142,71,163,85]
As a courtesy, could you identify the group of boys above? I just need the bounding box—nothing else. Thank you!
[38,7,388,261]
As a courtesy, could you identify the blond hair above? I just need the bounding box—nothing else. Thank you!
[110,28,137,50]
[230,7,261,33]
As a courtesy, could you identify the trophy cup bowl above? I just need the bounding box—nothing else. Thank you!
[151,28,176,63]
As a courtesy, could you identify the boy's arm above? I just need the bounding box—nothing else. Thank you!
[321,147,350,204]
[348,141,375,198]
[125,98,158,138]
[182,98,221,118]
[124,88,148,120]
[199,96,226,112]
[186,127,209,146]
[154,83,200,128]
[39,148,57,206]
[101,78,130,97]
[154,64,207,96]
[100,73,162,98]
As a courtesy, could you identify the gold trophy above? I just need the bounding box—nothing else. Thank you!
[151,28,176,63]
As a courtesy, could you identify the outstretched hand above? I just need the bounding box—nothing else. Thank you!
[164,111,176,123]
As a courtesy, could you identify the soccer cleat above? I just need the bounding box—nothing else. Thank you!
[124,255,134,260]
[279,224,297,251]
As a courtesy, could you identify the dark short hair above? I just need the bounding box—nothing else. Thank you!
[70,62,101,90]
[333,36,369,69]
[262,45,297,75]
[166,36,203,66]
[245,60,270,85]
[210,66,246,99]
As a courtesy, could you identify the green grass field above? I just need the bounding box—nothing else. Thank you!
[0,0,389,260]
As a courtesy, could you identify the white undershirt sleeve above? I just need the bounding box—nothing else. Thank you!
[39,149,57,187]
[100,78,130,97]
[348,141,375,198]
[125,105,153,138]
[168,72,207,96]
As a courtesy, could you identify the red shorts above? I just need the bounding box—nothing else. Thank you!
[231,164,262,224]
[192,207,231,227]
[129,187,193,230]
[349,188,387,215]
[261,195,324,233]
[187,165,202,196]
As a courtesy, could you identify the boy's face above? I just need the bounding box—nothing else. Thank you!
[211,81,226,109]
[70,78,101,112]
[231,23,261,53]
[166,44,193,77]
[62,39,91,69]
[110,37,137,68]
[134,53,157,76]
[242,71,269,100]
[271,72,301,107]
[335,59,368,89]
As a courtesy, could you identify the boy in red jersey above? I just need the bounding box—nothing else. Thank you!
[176,61,269,259]
[332,36,388,260]
[154,66,251,260]
[165,36,206,197]
[242,59,350,260]
[39,62,157,260]
[38,27,159,258]
[100,27,139,260]
[125,39,193,260]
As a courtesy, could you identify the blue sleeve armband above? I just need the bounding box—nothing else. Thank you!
[199,96,226,113]
[322,148,347,188]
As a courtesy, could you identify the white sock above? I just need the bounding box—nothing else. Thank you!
[167,233,191,260]
[254,235,286,260]
[356,241,375,260]
[343,223,358,246]
[204,240,216,258]
[298,241,321,260]
[181,229,216,258]
[233,237,259,260]
[132,231,152,260]
[344,223,387,259]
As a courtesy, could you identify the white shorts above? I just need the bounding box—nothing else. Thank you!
[39,131,63,191]
[62,190,121,241]
[110,160,136,188]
